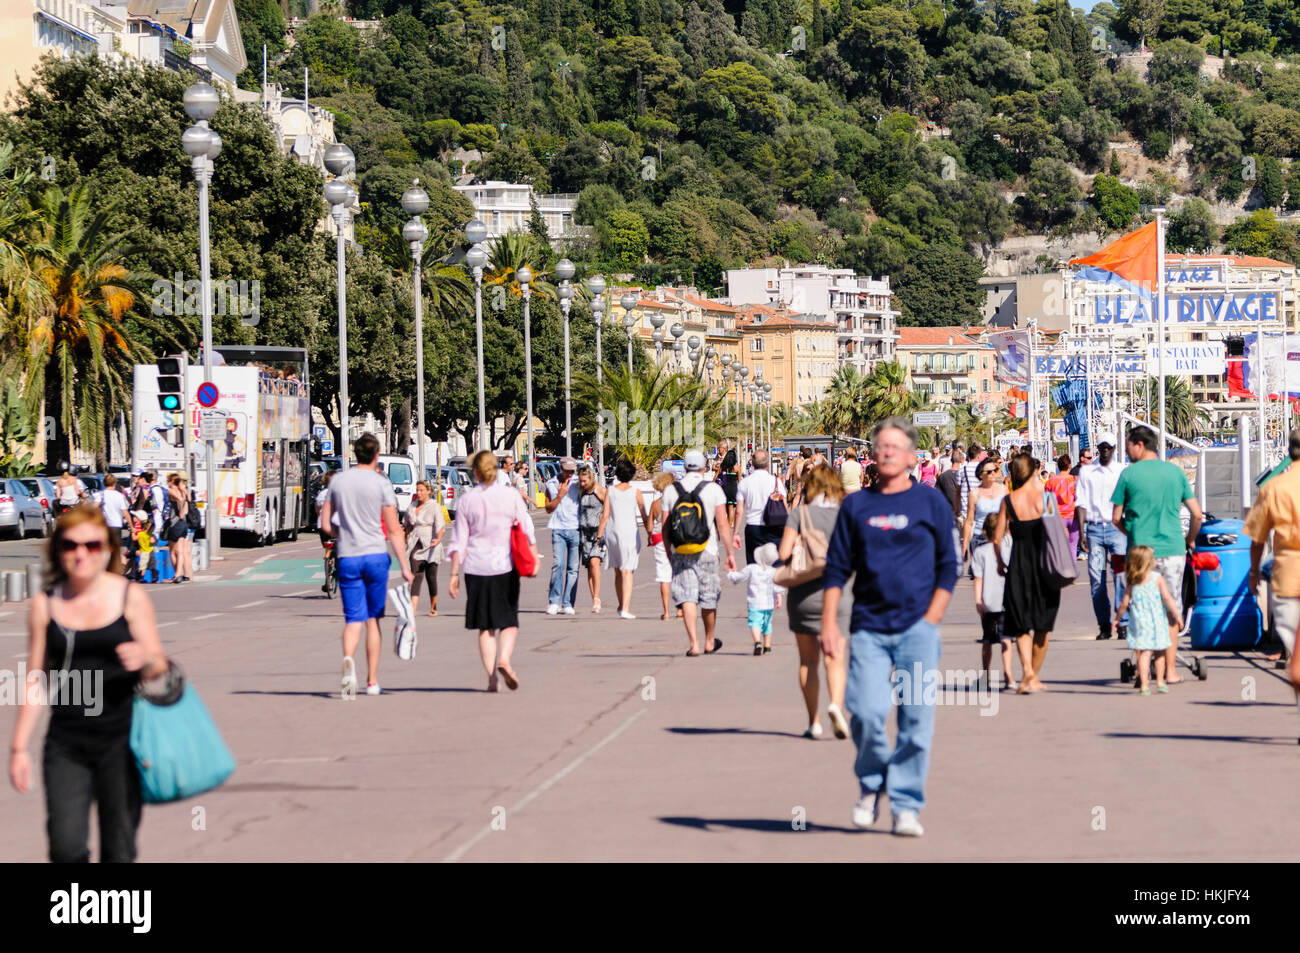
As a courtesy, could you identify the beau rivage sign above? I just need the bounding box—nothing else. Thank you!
[1077,263,1285,326]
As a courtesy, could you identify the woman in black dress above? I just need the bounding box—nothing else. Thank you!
[991,453,1060,694]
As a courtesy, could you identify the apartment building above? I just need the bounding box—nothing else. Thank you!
[725,263,899,371]
[452,181,585,244]
[897,326,1007,407]
[3,0,249,106]
[736,304,838,408]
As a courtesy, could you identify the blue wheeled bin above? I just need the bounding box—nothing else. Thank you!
[1189,519,1262,651]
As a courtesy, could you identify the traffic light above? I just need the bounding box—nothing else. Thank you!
[156,355,186,447]
[157,356,184,411]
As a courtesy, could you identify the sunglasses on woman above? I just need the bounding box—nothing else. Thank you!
[59,538,105,554]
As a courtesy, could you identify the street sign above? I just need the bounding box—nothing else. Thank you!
[320,439,334,455]
[913,411,952,427]
[196,381,220,408]
[313,425,328,441]
[200,410,227,441]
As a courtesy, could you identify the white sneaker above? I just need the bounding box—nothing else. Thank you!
[340,657,357,701]
[892,810,924,837]
[852,792,879,829]
[563,606,576,615]
[802,722,823,739]
[547,604,560,615]
[619,610,636,619]
[826,703,849,739]
[365,683,380,696]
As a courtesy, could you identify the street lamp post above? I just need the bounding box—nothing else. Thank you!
[182,82,224,560]
[720,356,733,417]
[762,381,772,452]
[687,335,701,375]
[737,364,750,460]
[518,264,535,503]
[324,144,357,473]
[650,313,666,363]
[588,275,607,479]
[669,323,685,371]
[401,181,429,477]
[620,293,638,379]
[557,259,576,458]
[464,219,489,451]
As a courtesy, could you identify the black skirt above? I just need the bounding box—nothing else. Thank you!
[464,570,520,631]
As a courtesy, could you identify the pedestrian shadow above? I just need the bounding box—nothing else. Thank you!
[658,816,869,835]
[1192,700,1297,707]
[230,687,480,698]
[1103,731,1297,745]
[665,727,808,739]
[580,653,683,658]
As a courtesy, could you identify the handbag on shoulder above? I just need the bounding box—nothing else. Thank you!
[773,506,829,588]
[1039,491,1078,588]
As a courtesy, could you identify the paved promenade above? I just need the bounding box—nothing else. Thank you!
[2,523,1297,862]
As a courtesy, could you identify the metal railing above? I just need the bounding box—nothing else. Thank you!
[1118,411,1206,512]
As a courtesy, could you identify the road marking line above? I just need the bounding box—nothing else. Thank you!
[236,566,253,577]
[190,612,223,621]
[234,600,267,609]
[0,611,11,618]
[253,552,277,565]
[245,573,286,582]
[246,756,340,765]
[282,589,315,597]
[157,622,179,629]
[443,707,647,863]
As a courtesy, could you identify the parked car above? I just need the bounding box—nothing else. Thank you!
[16,477,57,533]
[427,465,472,518]
[376,454,418,514]
[0,479,50,539]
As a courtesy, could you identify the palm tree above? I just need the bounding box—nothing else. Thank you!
[863,360,918,423]
[823,365,869,438]
[573,362,724,476]
[0,142,51,362]
[483,232,557,301]
[21,186,173,465]
[1147,376,1208,440]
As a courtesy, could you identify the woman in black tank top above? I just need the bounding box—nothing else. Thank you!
[9,507,168,862]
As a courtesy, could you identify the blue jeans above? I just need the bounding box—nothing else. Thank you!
[845,617,942,815]
[548,529,579,608]
[1084,521,1127,629]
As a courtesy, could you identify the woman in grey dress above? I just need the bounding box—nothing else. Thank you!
[778,463,850,740]
[576,465,609,613]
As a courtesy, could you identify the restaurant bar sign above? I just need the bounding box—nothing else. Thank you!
[1146,343,1226,375]
[1090,290,1281,325]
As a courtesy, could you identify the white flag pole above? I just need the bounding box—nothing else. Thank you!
[1155,209,1167,459]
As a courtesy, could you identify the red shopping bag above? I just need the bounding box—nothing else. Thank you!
[511,520,537,577]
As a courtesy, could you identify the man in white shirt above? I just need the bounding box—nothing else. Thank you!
[935,446,954,475]
[958,443,987,521]
[730,449,787,563]
[1075,435,1128,640]
[661,450,735,656]
[99,474,131,545]
[544,457,581,614]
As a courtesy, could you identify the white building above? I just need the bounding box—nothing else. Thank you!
[726,263,899,371]
[452,181,584,244]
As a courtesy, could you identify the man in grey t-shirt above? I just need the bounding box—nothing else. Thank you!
[319,433,413,699]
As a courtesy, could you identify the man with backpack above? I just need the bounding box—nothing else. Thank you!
[661,450,736,657]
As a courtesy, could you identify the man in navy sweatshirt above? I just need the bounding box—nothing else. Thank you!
[821,416,959,838]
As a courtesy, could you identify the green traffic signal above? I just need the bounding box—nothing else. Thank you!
[159,393,182,411]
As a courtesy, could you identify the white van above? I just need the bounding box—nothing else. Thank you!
[377,454,418,514]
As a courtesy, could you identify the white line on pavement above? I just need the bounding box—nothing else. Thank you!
[282,589,315,597]
[234,600,267,610]
[443,707,647,863]
[236,566,253,577]
[157,622,179,629]
[190,613,223,621]
[0,611,11,618]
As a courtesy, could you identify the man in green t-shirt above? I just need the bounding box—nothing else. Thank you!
[1111,425,1203,683]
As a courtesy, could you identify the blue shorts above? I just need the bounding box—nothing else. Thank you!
[339,552,391,623]
[747,606,773,636]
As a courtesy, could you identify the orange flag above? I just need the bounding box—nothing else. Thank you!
[1068,221,1159,293]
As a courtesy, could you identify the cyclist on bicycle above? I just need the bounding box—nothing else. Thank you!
[317,470,338,593]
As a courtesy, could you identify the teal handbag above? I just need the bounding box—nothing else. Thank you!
[129,663,236,803]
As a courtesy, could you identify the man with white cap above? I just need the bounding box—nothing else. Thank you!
[544,456,582,615]
[660,450,735,656]
[1076,433,1127,639]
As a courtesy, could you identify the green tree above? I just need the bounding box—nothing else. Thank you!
[1222,209,1279,255]
[1167,198,1218,252]
[1256,155,1285,208]
[604,209,649,269]
[894,246,986,327]
[1091,174,1140,230]
[863,360,918,422]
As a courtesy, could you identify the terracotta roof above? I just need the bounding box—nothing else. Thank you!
[684,295,740,313]
[897,327,983,348]
[635,299,680,310]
